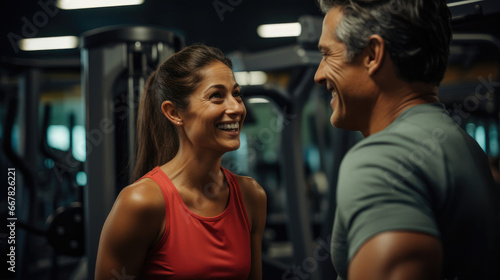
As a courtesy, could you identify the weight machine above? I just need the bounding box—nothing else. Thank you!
[80,25,184,278]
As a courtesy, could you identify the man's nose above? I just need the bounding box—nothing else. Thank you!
[314,60,326,85]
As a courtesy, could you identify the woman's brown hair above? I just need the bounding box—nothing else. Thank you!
[131,44,233,181]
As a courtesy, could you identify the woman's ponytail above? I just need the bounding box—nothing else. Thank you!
[131,71,179,182]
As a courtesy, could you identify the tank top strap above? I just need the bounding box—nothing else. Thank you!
[221,167,251,233]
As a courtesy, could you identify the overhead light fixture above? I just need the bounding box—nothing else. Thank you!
[19,36,79,51]
[57,0,144,10]
[247,98,270,104]
[234,71,268,86]
[447,0,483,7]
[257,22,302,38]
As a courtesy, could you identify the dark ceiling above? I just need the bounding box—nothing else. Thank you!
[0,0,324,60]
[1,0,500,63]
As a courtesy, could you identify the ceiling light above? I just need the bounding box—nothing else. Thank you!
[235,71,268,86]
[57,0,144,10]
[447,0,483,7]
[19,36,79,51]
[257,23,302,38]
[247,98,270,104]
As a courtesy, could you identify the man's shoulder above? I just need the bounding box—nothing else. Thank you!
[339,107,454,193]
[346,104,454,164]
[345,126,439,167]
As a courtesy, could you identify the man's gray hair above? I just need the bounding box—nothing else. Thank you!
[316,0,452,86]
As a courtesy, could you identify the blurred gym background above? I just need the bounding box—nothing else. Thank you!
[0,0,499,279]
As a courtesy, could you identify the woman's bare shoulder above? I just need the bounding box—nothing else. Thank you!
[114,178,165,215]
[233,174,267,205]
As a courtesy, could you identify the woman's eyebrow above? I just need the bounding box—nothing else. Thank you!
[205,83,240,93]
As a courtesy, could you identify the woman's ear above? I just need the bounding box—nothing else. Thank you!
[161,101,183,126]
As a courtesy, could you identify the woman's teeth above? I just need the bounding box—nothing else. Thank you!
[217,123,239,131]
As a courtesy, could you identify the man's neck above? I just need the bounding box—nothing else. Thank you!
[362,82,439,137]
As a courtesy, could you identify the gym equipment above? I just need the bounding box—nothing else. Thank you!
[440,34,500,159]
[46,202,85,257]
[2,79,39,280]
[2,86,86,280]
[448,0,500,21]
[80,25,184,277]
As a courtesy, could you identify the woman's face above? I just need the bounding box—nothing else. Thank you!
[180,61,246,154]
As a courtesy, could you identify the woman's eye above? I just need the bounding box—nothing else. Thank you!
[210,92,223,99]
[233,91,242,97]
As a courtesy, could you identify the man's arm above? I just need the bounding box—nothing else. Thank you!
[334,134,446,280]
[349,231,442,280]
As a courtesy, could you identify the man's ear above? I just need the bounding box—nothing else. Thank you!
[365,34,385,76]
[161,100,183,126]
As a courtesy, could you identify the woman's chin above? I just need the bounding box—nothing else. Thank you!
[220,142,241,153]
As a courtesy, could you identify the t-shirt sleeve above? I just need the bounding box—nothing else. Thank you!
[336,136,442,261]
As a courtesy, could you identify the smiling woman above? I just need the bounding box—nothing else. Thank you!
[173,62,246,154]
[95,44,267,280]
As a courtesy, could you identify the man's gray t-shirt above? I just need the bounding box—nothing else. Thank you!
[331,103,500,279]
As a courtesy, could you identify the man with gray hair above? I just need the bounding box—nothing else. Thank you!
[314,0,500,279]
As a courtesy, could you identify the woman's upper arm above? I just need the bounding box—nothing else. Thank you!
[240,177,267,280]
[95,181,164,280]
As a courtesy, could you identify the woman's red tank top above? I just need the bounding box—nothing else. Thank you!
[139,166,251,279]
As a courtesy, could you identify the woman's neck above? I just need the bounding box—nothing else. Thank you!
[161,148,225,193]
